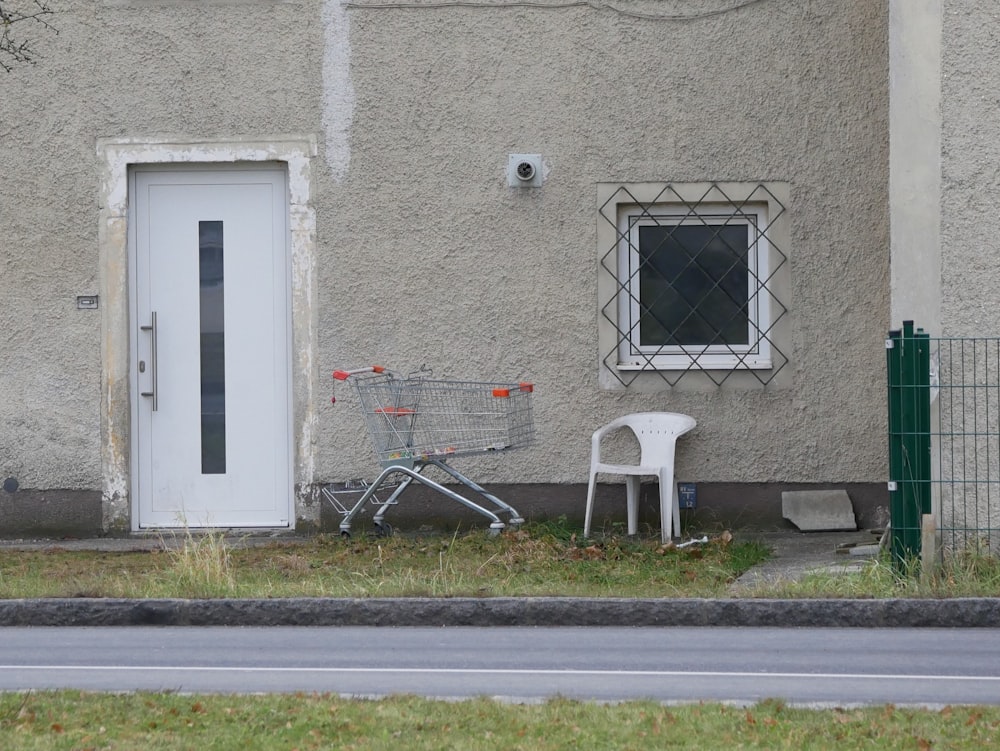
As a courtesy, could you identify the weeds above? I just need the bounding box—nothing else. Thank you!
[4,522,1000,600]
[157,530,235,598]
[0,524,767,600]
[758,545,1000,599]
[939,541,1000,590]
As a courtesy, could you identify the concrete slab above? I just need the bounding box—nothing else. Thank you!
[782,489,857,531]
[849,544,881,557]
[729,529,877,592]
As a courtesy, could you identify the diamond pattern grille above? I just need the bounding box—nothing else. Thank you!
[599,182,789,387]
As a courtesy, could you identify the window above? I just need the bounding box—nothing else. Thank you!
[598,182,789,387]
[619,203,771,369]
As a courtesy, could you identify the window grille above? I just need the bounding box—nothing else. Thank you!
[598,182,789,387]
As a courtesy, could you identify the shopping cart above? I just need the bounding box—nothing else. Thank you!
[329,366,534,537]
[320,478,402,536]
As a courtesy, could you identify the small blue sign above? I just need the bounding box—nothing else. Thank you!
[678,482,697,510]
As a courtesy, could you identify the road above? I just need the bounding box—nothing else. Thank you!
[1,626,998,705]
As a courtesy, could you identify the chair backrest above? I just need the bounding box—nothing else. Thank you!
[622,412,697,467]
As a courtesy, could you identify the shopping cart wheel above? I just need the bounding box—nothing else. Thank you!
[340,530,352,541]
[373,522,394,538]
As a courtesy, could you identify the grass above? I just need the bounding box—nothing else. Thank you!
[0,692,998,750]
[753,544,1000,599]
[5,520,1000,600]
[3,528,1000,747]
[0,521,769,600]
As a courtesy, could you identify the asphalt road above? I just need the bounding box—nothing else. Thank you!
[2,626,999,705]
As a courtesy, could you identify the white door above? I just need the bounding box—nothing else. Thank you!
[130,167,291,528]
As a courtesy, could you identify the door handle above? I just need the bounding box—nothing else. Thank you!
[140,311,158,411]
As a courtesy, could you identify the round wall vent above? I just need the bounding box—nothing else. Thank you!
[507,154,544,188]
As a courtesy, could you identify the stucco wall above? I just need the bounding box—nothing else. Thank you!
[318,0,890,488]
[940,0,1000,335]
[0,0,890,530]
[1,1,323,498]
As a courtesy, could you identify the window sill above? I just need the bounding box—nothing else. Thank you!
[617,358,773,372]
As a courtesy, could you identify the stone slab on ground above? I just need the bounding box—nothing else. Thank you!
[729,529,877,593]
[849,543,881,557]
[782,489,857,531]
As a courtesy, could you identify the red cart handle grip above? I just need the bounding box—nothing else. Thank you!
[333,366,385,381]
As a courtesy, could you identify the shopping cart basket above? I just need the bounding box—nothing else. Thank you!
[329,366,534,537]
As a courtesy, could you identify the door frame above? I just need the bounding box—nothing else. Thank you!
[97,136,318,532]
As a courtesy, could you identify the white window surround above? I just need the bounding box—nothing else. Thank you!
[597,181,791,389]
[96,135,318,531]
[617,203,772,371]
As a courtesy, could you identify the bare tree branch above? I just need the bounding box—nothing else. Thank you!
[0,0,57,73]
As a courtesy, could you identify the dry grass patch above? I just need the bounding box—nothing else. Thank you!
[752,545,1000,599]
[0,521,767,600]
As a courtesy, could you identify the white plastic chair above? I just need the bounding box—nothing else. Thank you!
[584,412,697,544]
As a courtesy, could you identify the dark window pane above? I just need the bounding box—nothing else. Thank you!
[637,223,750,347]
[199,220,226,474]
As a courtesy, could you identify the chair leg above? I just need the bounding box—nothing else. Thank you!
[672,480,682,541]
[584,472,598,538]
[658,469,675,545]
[625,476,640,536]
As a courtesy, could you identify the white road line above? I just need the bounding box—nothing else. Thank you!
[0,666,998,682]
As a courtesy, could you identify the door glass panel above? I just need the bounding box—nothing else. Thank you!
[199,220,226,474]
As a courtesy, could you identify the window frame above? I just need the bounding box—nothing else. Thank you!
[616,202,773,371]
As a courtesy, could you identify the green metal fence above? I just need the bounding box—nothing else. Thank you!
[886,322,931,567]
[887,322,1000,569]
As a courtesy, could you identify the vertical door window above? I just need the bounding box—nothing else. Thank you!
[199,220,226,474]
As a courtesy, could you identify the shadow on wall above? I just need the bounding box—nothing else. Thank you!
[316,482,889,536]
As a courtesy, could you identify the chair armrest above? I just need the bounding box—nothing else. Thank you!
[590,429,605,465]
[591,418,631,465]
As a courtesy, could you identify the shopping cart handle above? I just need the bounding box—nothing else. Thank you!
[333,366,385,380]
[492,383,534,397]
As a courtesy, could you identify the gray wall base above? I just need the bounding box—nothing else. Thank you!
[317,482,889,536]
[0,483,888,539]
[0,489,103,539]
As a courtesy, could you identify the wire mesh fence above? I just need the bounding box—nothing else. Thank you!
[887,323,1000,567]
[930,337,1000,553]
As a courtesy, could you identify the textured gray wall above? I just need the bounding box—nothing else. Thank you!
[2,1,323,497]
[940,0,1000,335]
[0,0,890,530]
[319,0,890,487]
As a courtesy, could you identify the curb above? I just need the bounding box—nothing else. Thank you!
[1,597,998,627]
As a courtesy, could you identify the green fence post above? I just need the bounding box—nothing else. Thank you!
[888,321,932,572]
[915,327,932,521]
[902,321,917,560]
[887,327,904,566]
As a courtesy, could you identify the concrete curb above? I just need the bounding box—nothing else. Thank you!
[1,597,999,627]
